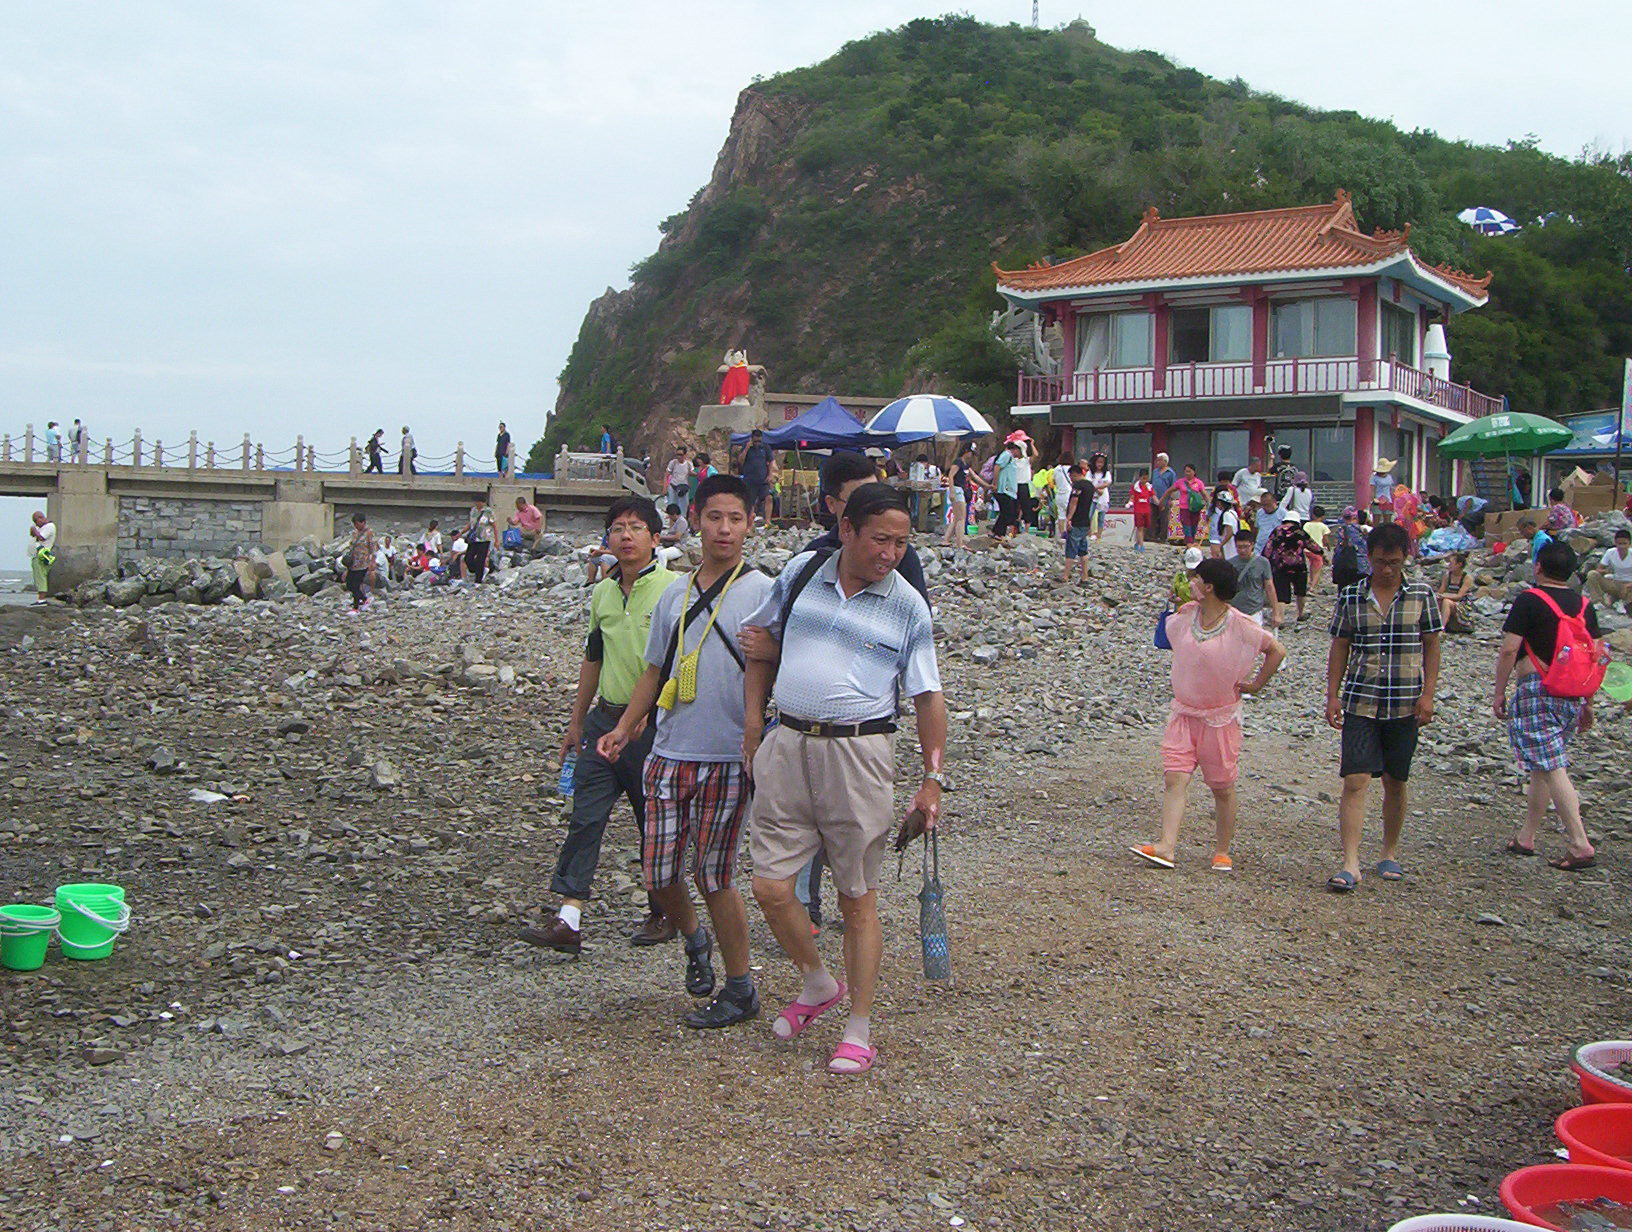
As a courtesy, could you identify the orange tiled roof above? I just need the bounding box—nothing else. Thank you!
[993,190,1491,300]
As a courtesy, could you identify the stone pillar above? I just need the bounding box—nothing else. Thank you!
[455,443,465,477]
[48,467,119,588]
[264,477,334,550]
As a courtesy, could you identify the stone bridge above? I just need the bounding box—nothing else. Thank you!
[1,425,648,588]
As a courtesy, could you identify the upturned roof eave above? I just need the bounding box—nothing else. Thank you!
[994,252,1488,314]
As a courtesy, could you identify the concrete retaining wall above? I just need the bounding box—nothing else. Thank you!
[118,497,264,559]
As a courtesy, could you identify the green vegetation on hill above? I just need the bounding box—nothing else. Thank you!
[534,16,1632,469]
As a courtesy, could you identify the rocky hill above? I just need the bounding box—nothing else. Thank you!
[533,16,1632,468]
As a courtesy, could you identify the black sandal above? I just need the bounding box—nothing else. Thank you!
[1505,837,1536,856]
[684,989,760,1030]
[1550,852,1597,872]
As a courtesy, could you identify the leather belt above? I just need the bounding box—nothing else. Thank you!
[779,714,896,738]
[595,699,628,720]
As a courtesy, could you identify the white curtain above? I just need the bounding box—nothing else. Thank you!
[1075,314,1109,373]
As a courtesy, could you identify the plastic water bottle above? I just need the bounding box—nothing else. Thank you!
[558,751,577,798]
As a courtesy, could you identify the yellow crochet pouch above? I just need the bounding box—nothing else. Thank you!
[656,562,742,710]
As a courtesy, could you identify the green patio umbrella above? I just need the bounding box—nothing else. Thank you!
[1435,411,1573,458]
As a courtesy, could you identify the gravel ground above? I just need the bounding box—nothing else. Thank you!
[1,533,1629,1232]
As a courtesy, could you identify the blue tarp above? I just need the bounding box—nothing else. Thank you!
[731,396,904,450]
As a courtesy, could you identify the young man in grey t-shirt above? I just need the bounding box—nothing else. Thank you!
[597,473,773,1029]
[1230,529,1281,628]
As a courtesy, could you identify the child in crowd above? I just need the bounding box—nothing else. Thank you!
[1129,469,1154,552]
[1134,558,1285,871]
[1303,505,1330,588]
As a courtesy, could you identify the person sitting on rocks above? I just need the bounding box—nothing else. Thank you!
[581,533,616,586]
[1437,550,1475,632]
[507,497,543,550]
[1494,539,1600,871]
[1587,528,1632,611]
[420,519,443,555]
[520,496,680,955]
[594,474,775,1029]
[1133,558,1285,872]
[656,502,690,569]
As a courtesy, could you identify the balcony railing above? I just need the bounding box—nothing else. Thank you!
[1019,357,1504,419]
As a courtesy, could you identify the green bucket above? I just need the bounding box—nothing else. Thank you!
[0,905,61,971]
[54,883,129,961]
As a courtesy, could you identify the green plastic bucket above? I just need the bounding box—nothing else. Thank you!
[54,883,129,961]
[0,905,60,971]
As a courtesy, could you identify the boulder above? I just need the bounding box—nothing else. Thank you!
[174,584,205,604]
[74,580,108,607]
[264,550,294,584]
[158,563,190,593]
[233,560,260,599]
[259,577,296,601]
[106,577,147,608]
[295,573,328,596]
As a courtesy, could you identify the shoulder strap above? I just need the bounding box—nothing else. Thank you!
[659,568,735,681]
[778,550,832,639]
[1520,586,1582,673]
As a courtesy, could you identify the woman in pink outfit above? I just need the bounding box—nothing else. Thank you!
[1133,558,1286,872]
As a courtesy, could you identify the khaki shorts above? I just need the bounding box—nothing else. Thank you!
[748,724,895,898]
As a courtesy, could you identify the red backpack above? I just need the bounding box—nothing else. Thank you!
[1523,587,1609,698]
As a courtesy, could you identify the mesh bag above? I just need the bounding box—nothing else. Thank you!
[918,830,950,982]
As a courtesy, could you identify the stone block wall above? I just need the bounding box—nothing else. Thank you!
[118,497,264,559]
[334,508,476,544]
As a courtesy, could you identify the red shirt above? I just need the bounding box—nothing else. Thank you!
[1130,480,1153,514]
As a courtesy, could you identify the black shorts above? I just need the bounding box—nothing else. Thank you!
[1273,565,1309,598]
[1340,713,1419,782]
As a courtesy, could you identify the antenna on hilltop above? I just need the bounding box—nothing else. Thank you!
[1032,0,1039,27]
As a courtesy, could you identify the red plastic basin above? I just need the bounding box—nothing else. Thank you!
[1499,1163,1632,1229]
[1557,1104,1632,1173]
[1571,1042,1632,1106]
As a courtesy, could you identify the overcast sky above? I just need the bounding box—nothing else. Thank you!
[2,1,1628,567]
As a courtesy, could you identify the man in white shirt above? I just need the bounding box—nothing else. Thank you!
[1233,458,1266,506]
[665,446,695,518]
[1588,528,1632,607]
[28,511,56,602]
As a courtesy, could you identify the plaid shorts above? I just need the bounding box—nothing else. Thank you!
[641,756,750,894]
[1507,674,1584,772]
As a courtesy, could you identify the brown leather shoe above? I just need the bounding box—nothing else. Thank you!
[518,917,581,955]
[629,912,677,947]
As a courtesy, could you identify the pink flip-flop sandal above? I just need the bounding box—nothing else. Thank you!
[828,1041,876,1075]
[772,982,846,1041]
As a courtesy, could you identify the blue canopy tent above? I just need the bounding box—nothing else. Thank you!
[731,396,907,450]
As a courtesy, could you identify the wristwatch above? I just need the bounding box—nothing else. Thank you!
[922,771,950,789]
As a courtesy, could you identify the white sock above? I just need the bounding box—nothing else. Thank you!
[557,904,582,931]
[841,1013,870,1050]
[800,966,840,1007]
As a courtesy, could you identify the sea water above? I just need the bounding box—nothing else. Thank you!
[1534,1198,1632,1230]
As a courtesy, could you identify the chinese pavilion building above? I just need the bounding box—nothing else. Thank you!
[993,191,1500,508]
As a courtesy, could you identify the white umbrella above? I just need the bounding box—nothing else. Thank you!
[865,395,993,442]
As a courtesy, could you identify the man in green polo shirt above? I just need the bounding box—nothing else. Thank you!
[521,495,679,954]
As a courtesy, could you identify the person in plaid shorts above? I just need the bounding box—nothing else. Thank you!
[598,474,773,1029]
[1492,539,1599,871]
[1324,521,1442,892]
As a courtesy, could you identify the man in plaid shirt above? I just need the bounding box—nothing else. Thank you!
[1324,521,1442,892]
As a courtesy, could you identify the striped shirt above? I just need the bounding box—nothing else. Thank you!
[1328,579,1443,720]
[746,551,941,724]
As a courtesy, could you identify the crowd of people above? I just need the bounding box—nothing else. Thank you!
[336,495,538,611]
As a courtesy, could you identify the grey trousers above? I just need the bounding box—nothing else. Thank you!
[550,706,657,912]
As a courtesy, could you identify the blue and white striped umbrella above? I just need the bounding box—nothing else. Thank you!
[865,395,993,442]
[1456,206,1521,236]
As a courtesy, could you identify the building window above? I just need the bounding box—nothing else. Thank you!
[1213,429,1248,478]
[1168,305,1252,365]
[1109,311,1153,368]
[1381,302,1416,366]
[1113,430,1152,483]
[1272,297,1357,358]
[1211,305,1251,362]
[1170,308,1209,364]
[1312,426,1355,483]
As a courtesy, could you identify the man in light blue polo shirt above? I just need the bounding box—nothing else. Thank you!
[741,483,947,1076]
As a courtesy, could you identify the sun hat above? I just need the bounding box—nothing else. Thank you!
[1340,505,1358,520]
[1284,509,1305,523]
[1182,547,1204,570]
[1374,458,1396,474]
[1005,429,1031,444]
[1219,490,1236,506]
